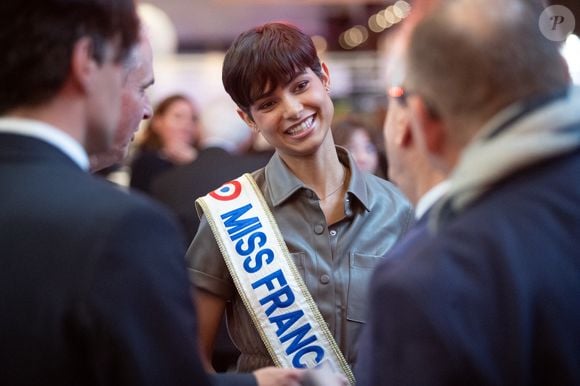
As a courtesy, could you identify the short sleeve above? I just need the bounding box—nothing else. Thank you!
[185,213,235,299]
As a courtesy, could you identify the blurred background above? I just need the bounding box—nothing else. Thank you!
[108,0,579,189]
[137,0,579,129]
[139,0,413,127]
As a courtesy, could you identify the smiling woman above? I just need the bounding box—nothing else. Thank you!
[186,21,413,381]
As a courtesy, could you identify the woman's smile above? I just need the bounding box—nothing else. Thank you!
[285,114,316,138]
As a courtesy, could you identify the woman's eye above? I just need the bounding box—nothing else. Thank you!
[295,80,309,92]
[259,100,275,110]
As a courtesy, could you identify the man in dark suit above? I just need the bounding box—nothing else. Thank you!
[0,2,294,386]
[0,2,214,385]
[355,0,580,385]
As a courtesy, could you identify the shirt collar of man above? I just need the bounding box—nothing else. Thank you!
[0,117,89,170]
[415,180,449,220]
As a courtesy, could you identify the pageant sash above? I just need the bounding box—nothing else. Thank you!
[196,173,354,385]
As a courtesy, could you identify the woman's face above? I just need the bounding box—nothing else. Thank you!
[348,128,379,174]
[241,65,335,159]
[154,99,199,146]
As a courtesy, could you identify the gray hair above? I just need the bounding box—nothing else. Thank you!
[406,0,570,143]
[121,46,140,84]
[122,27,149,83]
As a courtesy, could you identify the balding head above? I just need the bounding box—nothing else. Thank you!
[406,0,570,145]
[384,28,447,204]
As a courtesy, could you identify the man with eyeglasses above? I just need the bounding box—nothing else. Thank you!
[355,0,580,385]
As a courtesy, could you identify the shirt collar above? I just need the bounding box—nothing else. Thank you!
[415,180,449,220]
[0,117,89,170]
[340,146,371,211]
[265,146,371,210]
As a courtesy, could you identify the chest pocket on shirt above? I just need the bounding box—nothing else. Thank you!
[290,252,306,281]
[347,252,383,323]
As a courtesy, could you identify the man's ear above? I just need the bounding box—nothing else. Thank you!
[392,109,412,148]
[398,120,412,148]
[407,96,445,156]
[70,37,97,94]
[237,108,258,133]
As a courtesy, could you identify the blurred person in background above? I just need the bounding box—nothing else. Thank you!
[151,96,269,246]
[332,117,388,179]
[130,93,200,193]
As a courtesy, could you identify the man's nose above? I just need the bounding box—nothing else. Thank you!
[143,97,153,120]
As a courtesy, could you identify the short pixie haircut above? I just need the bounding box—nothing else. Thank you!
[222,22,323,115]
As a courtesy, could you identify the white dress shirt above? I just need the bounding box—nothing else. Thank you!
[0,117,89,171]
[415,181,449,220]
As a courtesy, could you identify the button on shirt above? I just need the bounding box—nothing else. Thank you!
[186,146,413,371]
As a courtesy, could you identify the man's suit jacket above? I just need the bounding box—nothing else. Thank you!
[0,133,254,386]
[355,150,580,386]
[151,147,271,245]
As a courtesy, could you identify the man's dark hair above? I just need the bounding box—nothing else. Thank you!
[222,22,322,116]
[406,0,570,143]
[0,0,139,115]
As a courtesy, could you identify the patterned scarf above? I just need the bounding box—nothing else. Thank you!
[431,86,580,228]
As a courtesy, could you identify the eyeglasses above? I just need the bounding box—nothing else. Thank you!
[388,85,411,105]
[387,85,440,118]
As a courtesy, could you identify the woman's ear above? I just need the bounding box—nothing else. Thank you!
[321,62,331,91]
[237,108,258,133]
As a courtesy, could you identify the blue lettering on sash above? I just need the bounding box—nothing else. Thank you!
[280,323,317,355]
[293,345,325,368]
[243,248,274,273]
[252,269,286,291]
[259,283,295,316]
[253,270,325,366]
[270,310,304,337]
[221,204,261,241]
[235,231,267,256]
[220,202,326,368]
[221,205,272,273]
